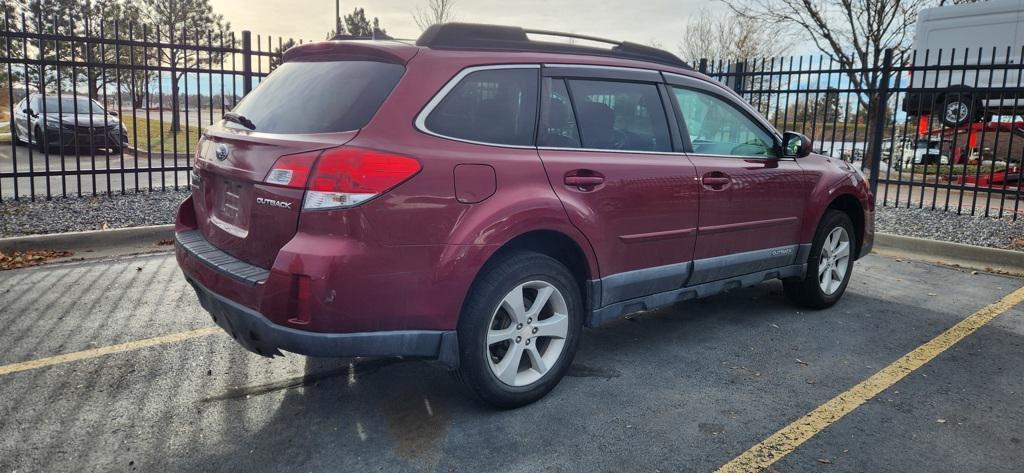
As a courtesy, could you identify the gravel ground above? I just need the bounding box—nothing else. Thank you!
[0,190,189,237]
[1,191,1021,253]
[876,204,1024,251]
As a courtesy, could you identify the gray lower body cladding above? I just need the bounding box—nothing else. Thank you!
[587,244,811,327]
[187,277,460,367]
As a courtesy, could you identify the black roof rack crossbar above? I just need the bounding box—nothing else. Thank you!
[416,23,691,70]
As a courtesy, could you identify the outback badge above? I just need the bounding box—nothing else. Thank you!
[256,197,293,209]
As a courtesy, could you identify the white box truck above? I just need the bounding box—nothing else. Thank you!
[903,0,1024,127]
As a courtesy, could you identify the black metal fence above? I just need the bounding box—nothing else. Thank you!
[1,12,1022,220]
[0,10,290,200]
[702,47,1024,220]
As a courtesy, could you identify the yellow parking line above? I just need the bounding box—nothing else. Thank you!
[0,327,221,377]
[717,285,1024,473]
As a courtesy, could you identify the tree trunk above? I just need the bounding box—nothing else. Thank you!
[170,79,180,134]
[862,92,886,172]
[87,70,99,101]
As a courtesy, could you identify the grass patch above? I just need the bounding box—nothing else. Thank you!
[122,115,202,155]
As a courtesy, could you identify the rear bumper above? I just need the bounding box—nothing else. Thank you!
[187,276,458,364]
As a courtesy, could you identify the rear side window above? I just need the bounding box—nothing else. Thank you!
[424,68,539,146]
[538,78,581,148]
[566,79,671,152]
[227,60,404,134]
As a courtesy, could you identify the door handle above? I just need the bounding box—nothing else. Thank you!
[701,173,731,189]
[564,176,605,186]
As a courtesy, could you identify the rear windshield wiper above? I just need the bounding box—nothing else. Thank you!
[223,112,256,130]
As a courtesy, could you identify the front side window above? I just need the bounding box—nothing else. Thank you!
[671,86,777,157]
[566,79,671,152]
[425,68,538,146]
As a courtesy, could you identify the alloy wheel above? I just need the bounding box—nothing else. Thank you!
[818,227,851,295]
[486,280,569,387]
[944,101,969,125]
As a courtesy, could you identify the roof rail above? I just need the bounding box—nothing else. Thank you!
[416,23,691,70]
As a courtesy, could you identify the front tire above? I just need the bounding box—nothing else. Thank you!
[783,210,855,309]
[10,121,22,144]
[33,126,47,152]
[456,250,583,408]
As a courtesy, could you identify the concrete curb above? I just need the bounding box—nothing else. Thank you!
[0,224,174,253]
[874,232,1024,275]
[125,145,191,159]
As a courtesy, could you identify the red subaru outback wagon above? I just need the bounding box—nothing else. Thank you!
[176,23,874,408]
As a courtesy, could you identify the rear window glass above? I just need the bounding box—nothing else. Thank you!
[424,68,538,146]
[226,60,404,134]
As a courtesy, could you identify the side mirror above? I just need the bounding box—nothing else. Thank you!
[23,107,33,116]
[782,131,813,158]
[108,111,118,116]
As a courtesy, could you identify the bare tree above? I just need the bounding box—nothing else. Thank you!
[412,0,457,32]
[722,0,932,167]
[677,8,790,62]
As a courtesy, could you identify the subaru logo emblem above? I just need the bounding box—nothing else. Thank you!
[215,144,230,161]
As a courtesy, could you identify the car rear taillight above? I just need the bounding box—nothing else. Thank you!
[264,150,320,188]
[303,147,421,210]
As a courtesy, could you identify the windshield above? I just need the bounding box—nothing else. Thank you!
[40,97,105,114]
[226,60,405,134]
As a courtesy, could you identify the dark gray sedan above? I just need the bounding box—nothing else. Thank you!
[10,94,128,152]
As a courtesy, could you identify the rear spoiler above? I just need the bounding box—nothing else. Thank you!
[282,41,418,65]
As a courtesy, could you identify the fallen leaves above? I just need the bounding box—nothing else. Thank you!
[0,249,73,270]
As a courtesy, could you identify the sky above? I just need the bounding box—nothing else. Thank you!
[210,0,725,53]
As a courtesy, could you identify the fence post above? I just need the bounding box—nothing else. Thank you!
[698,58,708,74]
[241,30,252,95]
[868,48,893,198]
[727,61,746,94]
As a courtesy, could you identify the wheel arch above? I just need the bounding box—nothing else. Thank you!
[496,229,595,304]
[445,225,599,325]
[825,193,865,259]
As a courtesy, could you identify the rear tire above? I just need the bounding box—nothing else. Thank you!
[783,210,856,309]
[456,249,583,408]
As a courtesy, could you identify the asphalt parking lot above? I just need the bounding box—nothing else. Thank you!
[0,252,1021,472]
